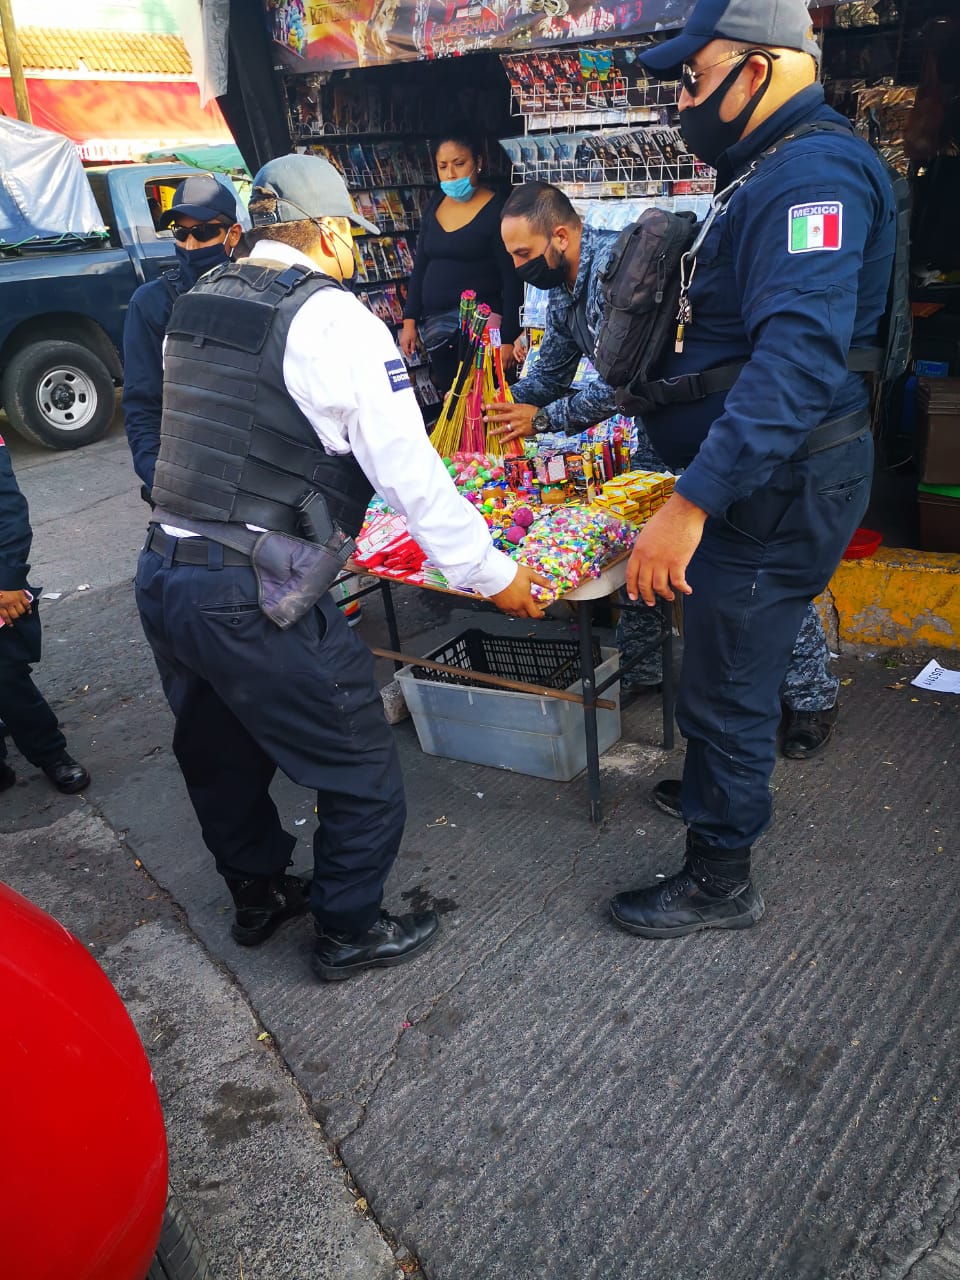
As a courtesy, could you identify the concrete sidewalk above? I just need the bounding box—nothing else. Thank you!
[2,425,958,1280]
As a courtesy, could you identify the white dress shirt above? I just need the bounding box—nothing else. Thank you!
[220,241,518,598]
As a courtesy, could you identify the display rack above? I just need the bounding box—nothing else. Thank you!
[287,75,453,412]
[499,49,714,202]
[297,130,441,409]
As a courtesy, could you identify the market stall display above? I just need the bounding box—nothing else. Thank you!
[353,441,674,604]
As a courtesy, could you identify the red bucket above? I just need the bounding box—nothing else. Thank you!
[843,527,882,560]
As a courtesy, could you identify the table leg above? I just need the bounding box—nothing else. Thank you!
[577,599,603,825]
[380,580,402,669]
[660,597,675,750]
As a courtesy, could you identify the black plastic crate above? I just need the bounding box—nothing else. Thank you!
[412,629,601,693]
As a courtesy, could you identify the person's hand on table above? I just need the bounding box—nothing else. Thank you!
[626,493,708,607]
[0,588,32,626]
[483,400,538,443]
[399,319,418,359]
[489,564,552,619]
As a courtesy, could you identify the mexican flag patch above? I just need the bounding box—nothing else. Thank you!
[788,202,843,253]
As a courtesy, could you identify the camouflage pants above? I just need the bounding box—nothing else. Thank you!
[617,425,670,688]
[780,601,838,712]
[617,606,664,688]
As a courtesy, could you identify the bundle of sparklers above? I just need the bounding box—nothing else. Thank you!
[430,291,523,459]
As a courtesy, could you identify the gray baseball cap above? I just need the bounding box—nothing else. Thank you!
[639,0,821,77]
[249,153,379,235]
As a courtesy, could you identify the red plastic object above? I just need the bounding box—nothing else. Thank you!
[0,882,168,1280]
[843,527,882,559]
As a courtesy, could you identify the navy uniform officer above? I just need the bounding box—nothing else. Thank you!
[0,436,90,794]
[485,182,666,692]
[609,0,896,939]
[122,174,243,499]
[135,154,548,981]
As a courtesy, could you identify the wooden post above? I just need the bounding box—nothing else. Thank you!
[0,0,32,123]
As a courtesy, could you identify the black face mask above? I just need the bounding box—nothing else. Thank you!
[678,53,773,170]
[175,240,231,287]
[516,246,567,290]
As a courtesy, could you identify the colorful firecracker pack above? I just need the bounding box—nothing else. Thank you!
[352,450,675,603]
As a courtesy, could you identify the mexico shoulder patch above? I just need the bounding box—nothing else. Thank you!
[787,202,843,253]
[384,357,412,393]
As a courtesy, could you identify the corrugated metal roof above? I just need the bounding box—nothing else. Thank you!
[0,28,193,76]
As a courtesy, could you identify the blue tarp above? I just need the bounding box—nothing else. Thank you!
[0,117,107,246]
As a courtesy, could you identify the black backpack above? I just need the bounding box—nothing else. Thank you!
[592,207,698,391]
[593,120,911,416]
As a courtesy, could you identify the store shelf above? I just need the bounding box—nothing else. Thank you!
[296,130,413,142]
[911,285,960,304]
[557,179,667,199]
[346,181,434,190]
[817,22,903,38]
[358,273,411,285]
[520,106,668,133]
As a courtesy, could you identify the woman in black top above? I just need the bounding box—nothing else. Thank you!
[400,127,523,397]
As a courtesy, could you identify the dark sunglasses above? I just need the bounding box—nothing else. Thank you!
[680,48,778,99]
[170,221,228,243]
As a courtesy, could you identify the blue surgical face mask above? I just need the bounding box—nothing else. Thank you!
[175,240,230,287]
[440,176,475,202]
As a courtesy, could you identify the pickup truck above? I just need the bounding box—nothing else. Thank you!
[0,163,244,450]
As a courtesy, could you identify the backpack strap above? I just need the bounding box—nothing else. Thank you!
[634,118,902,411]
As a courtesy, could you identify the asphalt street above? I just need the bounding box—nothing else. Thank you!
[2,406,958,1280]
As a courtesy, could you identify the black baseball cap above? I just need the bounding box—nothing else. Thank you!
[159,174,240,228]
[639,0,821,77]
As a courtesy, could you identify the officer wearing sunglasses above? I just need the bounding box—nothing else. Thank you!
[605,0,897,942]
[122,175,244,500]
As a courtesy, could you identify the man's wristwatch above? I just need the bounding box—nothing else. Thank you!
[532,408,550,434]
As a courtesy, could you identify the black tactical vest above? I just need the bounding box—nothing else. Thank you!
[152,258,373,538]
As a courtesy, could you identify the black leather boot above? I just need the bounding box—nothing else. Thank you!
[781,704,839,760]
[610,835,764,939]
[226,873,311,946]
[41,752,91,795]
[312,910,440,981]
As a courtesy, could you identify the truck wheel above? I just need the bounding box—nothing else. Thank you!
[1,340,116,450]
[146,1190,212,1280]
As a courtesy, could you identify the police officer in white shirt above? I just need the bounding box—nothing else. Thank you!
[135,154,548,981]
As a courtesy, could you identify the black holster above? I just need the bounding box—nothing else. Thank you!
[152,506,355,631]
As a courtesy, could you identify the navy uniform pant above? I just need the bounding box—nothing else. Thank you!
[677,432,872,852]
[135,545,407,935]
[0,602,67,767]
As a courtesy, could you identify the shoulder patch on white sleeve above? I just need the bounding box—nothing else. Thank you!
[384,358,412,393]
[788,202,843,253]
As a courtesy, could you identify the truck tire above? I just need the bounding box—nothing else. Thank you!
[1,340,116,449]
[146,1190,212,1280]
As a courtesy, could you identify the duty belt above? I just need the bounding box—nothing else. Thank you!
[145,526,251,566]
[790,407,871,460]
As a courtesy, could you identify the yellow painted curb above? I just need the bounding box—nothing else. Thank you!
[817,547,960,651]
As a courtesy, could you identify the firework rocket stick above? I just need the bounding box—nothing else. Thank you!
[457,290,477,363]
[434,324,485,451]
[483,334,523,458]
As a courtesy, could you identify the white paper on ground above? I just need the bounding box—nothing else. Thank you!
[911,659,960,694]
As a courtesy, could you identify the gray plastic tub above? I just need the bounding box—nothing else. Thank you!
[395,630,621,782]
